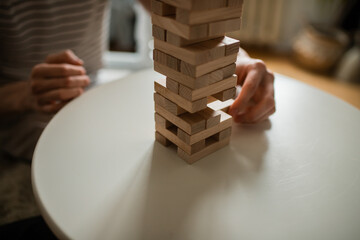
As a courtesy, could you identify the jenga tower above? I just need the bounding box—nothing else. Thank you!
[151,0,243,164]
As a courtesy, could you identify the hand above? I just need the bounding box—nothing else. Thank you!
[229,54,275,123]
[30,50,90,113]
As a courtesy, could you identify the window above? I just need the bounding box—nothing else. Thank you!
[105,1,152,70]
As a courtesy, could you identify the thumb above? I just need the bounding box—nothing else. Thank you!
[46,49,83,65]
[229,91,247,117]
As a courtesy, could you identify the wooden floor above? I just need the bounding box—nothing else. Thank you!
[246,48,360,109]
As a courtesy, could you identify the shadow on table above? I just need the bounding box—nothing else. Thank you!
[97,121,271,239]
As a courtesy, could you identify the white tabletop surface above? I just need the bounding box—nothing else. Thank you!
[32,68,360,240]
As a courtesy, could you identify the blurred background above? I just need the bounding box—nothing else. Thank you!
[105,0,360,108]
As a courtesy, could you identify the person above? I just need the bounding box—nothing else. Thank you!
[0,0,275,160]
[0,0,275,235]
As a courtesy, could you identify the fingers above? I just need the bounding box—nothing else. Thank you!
[31,75,90,94]
[37,88,83,105]
[46,50,83,66]
[229,69,264,116]
[233,74,275,123]
[39,101,69,113]
[29,50,87,113]
[233,97,275,123]
[31,63,86,78]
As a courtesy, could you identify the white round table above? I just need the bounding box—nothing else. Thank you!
[32,69,360,240]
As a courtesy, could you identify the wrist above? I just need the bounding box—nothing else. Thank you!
[0,81,37,114]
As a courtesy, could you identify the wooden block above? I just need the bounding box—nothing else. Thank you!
[222,37,240,56]
[160,0,192,10]
[175,8,190,25]
[151,0,176,16]
[207,63,236,85]
[153,49,180,71]
[154,62,209,89]
[155,123,206,155]
[207,96,219,104]
[155,104,206,135]
[154,92,186,115]
[189,139,206,154]
[180,53,237,77]
[155,131,172,146]
[180,113,206,135]
[152,25,166,41]
[208,99,235,112]
[155,112,173,128]
[227,0,244,7]
[151,13,208,40]
[155,79,207,113]
[197,108,221,129]
[166,77,179,94]
[166,31,222,47]
[177,137,230,164]
[176,6,243,25]
[178,74,237,101]
[161,0,227,11]
[153,49,167,66]
[212,87,236,101]
[209,18,242,36]
[221,63,237,79]
[213,127,232,141]
[154,61,236,90]
[154,38,225,66]
[177,111,232,145]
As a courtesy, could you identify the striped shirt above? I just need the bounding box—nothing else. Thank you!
[0,0,110,159]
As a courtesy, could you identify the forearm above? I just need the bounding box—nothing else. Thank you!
[0,81,34,114]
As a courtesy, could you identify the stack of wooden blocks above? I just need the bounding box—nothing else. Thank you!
[151,0,243,164]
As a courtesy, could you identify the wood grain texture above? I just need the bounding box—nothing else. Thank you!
[197,108,221,129]
[151,13,208,40]
[155,79,207,113]
[154,62,209,89]
[177,137,230,164]
[154,61,236,90]
[155,123,206,155]
[207,99,234,112]
[180,53,237,77]
[227,0,244,7]
[151,0,175,16]
[153,49,180,71]
[209,18,241,36]
[161,0,226,11]
[176,6,243,25]
[166,78,179,94]
[152,25,166,41]
[155,104,206,135]
[154,92,186,115]
[155,112,173,128]
[179,74,237,101]
[154,38,225,66]
[212,87,236,101]
[222,37,241,56]
[213,127,232,141]
[166,31,222,47]
[155,131,172,146]
[177,111,232,145]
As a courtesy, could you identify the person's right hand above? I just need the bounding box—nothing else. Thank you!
[30,50,90,113]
